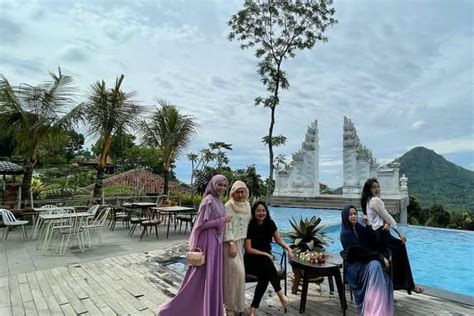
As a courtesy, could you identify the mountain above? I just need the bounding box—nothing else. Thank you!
[395,147,474,211]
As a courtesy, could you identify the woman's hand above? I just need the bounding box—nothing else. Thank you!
[383,257,390,269]
[399,233,407,244]
[228,244,237,258]
[287,248,294,259]
[382,222,390,231]
[266,253,274,260]
[225,215,233,223]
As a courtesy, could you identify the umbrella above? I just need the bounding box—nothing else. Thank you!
[0,161,24,175]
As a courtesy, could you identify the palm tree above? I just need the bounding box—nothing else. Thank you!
[83,74,143,199]
[0,69,83,206]
[141,100,198,197]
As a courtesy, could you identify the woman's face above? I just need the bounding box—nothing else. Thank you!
[233,188,246,202]
[348,208,358,226]
[254,204,267,222]
[216,181,227,196]
[370,182,380,197]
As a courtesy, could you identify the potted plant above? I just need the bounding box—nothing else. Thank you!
[286,215,331,294]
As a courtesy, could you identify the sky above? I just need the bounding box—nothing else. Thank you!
[1,0,473,189]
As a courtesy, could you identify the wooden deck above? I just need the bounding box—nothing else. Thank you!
[0,244,472,315]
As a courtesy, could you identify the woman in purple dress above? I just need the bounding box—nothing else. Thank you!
[159,174,232,316]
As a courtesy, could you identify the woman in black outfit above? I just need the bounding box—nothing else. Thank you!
[361,178,423,294]
[244,201,293,316]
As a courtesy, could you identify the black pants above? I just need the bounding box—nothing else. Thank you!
[374,227,415,292]
[244,254,282,308]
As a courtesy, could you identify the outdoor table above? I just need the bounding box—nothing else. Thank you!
[151,206,196,238]
[290,253,345,313]
[38,212,91,254]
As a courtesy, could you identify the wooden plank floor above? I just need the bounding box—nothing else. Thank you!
[1,244,472,315]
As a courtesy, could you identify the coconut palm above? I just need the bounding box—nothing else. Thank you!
[83,74,143,199]
[0,69,83,206]
[141,100,198,197]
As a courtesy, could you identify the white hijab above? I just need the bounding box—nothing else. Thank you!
[228,180,251,214]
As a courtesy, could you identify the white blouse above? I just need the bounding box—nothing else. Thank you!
[223,203,252,242]
[366,197,398,231]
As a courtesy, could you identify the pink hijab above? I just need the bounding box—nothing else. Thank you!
[188,174,228,249]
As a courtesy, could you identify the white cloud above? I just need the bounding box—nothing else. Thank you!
[410,138,474,155]
[411,120,426,130]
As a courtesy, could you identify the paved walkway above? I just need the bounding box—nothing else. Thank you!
[1,224,473,315]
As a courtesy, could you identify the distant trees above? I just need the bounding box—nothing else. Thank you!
[82,74,144,199]
[228,0,337,199]
[0,69,83,206]
[408,195,473,231]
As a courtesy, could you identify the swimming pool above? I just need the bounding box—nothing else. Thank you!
[270,207,474,298]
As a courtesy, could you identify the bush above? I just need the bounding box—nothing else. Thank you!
[103,185,140,197]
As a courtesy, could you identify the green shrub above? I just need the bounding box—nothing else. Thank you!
[103,184,140,197]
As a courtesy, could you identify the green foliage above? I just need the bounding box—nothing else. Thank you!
[319,183,333,194]
[232,165,264,197]
[228,0,337,198]
[0,69,83,206]
[141,100,198,195]
[83,74,144,198]
[178,193,203,207]
[287,216,330,252]
[397,146,474,212]
[103,184,140,197]
[121,145,168,176]
[447,211,474,230]
[30,177,45,199]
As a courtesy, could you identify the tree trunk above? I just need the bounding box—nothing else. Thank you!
[93,133,111,200]
[93,166,105,200]
[266,104,276,202]
[20,161,34,207]
[163,170,170,197]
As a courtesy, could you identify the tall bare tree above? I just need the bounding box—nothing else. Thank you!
[229,0,337,199]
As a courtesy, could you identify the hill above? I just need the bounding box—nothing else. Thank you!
[395,147,474,211]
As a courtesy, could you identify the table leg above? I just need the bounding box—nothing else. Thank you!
[299,269,310,313]
[328,275,335,294]
[333,269,346,309]
[166,213,171,238]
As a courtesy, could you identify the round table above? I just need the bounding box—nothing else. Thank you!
[290,252,346,313]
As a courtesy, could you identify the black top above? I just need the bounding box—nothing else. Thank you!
[340,205,387,264]
[246,219,277,254]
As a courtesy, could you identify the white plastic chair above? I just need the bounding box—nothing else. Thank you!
[0,208,29,240]
[58,213,85,255]
[40,207,75,253]
[82,207,111,247]
[32,204,60,239]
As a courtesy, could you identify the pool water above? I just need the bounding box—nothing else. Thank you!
[270,207,474,298]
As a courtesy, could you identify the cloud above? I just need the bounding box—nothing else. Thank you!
[411,120,426,130]
[0,15,22,44]
[57,44,91,63]
[410,138,474,155]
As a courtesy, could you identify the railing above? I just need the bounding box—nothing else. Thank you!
[31,194,183,209]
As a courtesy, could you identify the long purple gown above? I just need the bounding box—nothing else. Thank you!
[159,175,227,316]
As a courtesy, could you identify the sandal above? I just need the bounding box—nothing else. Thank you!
[413,286,424,294]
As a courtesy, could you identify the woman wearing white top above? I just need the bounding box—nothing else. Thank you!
[223,181,252,316]
[361,178,423,294]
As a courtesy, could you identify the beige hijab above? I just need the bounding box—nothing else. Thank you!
[228,180,251,214]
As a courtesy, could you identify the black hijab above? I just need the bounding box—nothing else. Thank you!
[340,205,370,250]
